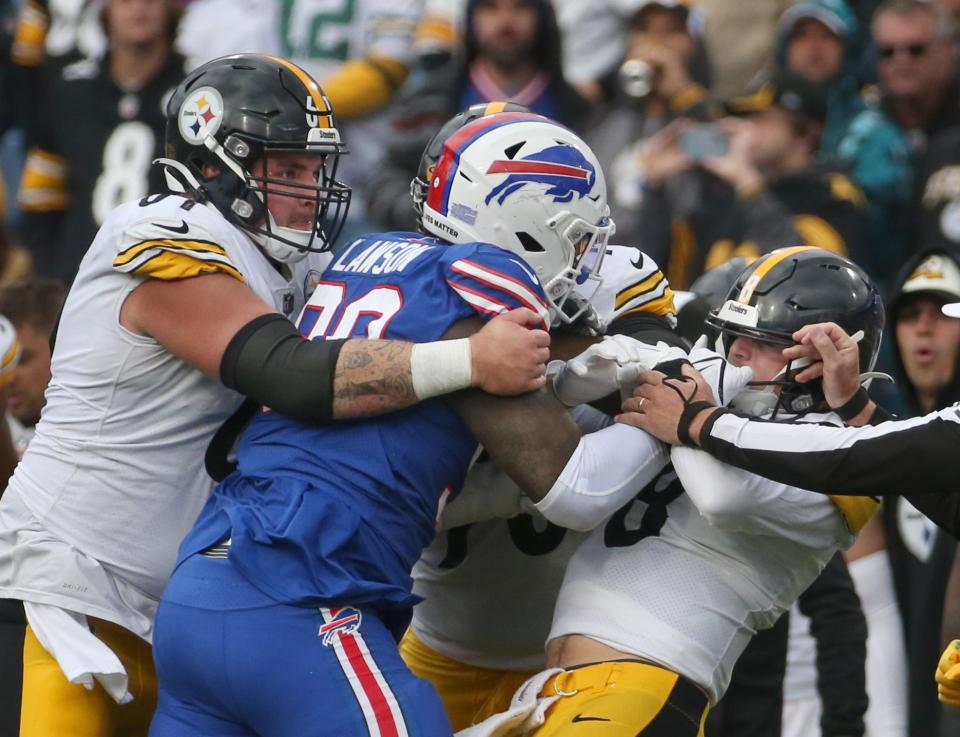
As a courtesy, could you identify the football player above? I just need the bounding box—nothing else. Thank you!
[178,0,423,239]
[402,242,681,731]
[147,108,699,737]
[402,189,684,734]
[0,56,546,737]
[625,311,960,535]
[471,248,884,736]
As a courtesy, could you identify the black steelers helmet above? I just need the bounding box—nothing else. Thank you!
[690,256,754,311]
[410,101,531,227]
[159,54,351,263]
[705,247,885,413]
[676,257,754,344]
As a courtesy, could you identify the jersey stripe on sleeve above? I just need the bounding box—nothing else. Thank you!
[829,496,879,534]
[113,238,244,282]
[614,270,676,318]
[447,257,550,327]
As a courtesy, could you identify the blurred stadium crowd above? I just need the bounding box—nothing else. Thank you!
[0,1,959,736]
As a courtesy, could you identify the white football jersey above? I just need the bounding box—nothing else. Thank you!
[410,245,675,670]
[0,194,328,639]
[549,411,867,703]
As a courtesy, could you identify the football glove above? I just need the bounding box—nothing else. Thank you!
[685,337,754,406]
[551,335,685,407]
[937,639,960,706]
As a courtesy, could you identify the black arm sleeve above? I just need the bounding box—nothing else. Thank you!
[219,313,346,422]
[797,553,868,737]
[698,408,960,537]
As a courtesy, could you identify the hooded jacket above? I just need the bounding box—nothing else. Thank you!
[883,247,960,737]
[887,248,960,414]
[777,0,911,289]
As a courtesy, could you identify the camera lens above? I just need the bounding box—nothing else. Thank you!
[619,59,654,99]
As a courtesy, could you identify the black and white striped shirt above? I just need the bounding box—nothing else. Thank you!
[698,405,960,537]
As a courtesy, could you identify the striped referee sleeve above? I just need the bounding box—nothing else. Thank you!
[698,407,960,535]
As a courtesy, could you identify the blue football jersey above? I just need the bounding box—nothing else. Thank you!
[177,233,549,613]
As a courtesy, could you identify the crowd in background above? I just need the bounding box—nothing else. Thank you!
[0,1,958,736]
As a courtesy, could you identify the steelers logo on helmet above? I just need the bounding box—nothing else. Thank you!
[178,86,224,145]
[159,55,351,261]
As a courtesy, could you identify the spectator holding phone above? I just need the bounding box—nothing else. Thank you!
[635,70,867,288]
[578,0,713,249]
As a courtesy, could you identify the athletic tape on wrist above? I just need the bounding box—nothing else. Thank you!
[834,387,870,422]
[678,401,716,446]
[410,338,473,400]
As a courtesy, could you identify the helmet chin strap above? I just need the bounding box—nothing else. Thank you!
[727,351,815,418]
[249,213,312,264]
[729,386,781,417]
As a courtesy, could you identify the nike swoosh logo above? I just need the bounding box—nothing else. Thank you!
[571,714,611,723]
[153,220,189,234]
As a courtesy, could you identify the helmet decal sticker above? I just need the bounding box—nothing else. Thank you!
[178,86,224,144]
[450,202,478,225]
[484,145,595,205]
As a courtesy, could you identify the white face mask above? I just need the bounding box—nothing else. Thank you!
[729,384,781,417]
[249,209,312,264]
[721,334,814,417]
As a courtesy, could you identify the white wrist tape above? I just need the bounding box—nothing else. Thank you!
[410,338,473,400]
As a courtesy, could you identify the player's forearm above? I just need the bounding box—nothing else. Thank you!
[696,407,960,504]
[332,310,552,419]
[331,339,419,418]
[450,387,581,503]
[670,445,802,536]
[535,423,669,531]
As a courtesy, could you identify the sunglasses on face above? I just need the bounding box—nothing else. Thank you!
[877,42,930,59]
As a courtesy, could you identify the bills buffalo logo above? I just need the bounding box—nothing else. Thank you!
[484,145,595,206]
[319,606,362,646]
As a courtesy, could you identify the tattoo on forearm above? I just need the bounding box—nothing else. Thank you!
[333,340,417,418]
[342,349,373,369]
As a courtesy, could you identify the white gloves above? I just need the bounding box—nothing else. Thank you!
[551,335,686,407]
[552,334,754,408]
[687,337,754,406]
[435,462,528,530]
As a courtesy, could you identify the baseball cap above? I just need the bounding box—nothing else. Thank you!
[895,251,960,317]
[624,0,704,35]
[776,1,848,41]
[906,252,960,316]
[725,70,828,125]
